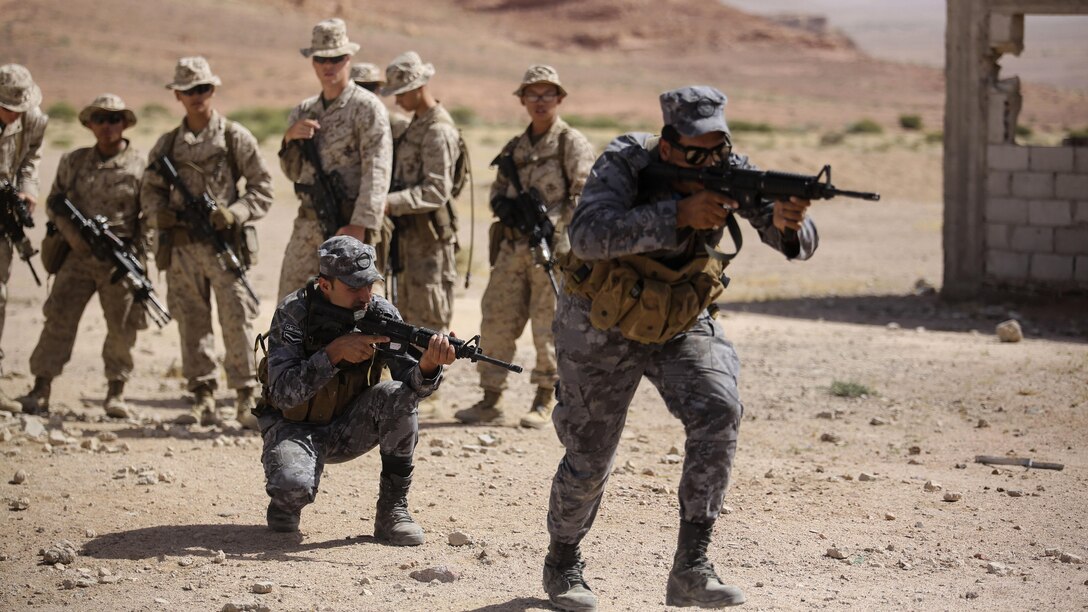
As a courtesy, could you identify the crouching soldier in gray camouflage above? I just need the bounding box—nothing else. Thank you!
[543,86,818,610]
[259,236,455,542]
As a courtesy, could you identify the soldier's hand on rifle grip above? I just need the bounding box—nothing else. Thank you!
[19,193,36,216]
[772,197,812,233]
[676,189,737,230]
[325,333,389,366]
[285,118,321,143]
[210,206,235,231]
[418,332,457,377]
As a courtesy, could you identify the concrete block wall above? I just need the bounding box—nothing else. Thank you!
[984,145,1088,288]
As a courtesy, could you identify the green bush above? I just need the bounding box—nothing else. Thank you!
[818,131,845,147]
[898,114,923,130]
[729,120,774,133]
[1065,126,1088,139]
[227,107,290,143]
[448,105,479,126]
[829,380,876,398]
[845,118,883,135]
[1015,124,1033,138]
[565,114,626,130]
[925,131,943,144]
[140,103,173,120]
[46,101,78,123]
[50,135,74,149]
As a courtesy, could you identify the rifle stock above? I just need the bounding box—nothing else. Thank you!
[0,179,42,286]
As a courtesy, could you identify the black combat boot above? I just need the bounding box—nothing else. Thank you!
[19,376,51,415]
[374,455,424,546]
[266,501,301,533]
[543,539,598,611]
[666,520,745,607]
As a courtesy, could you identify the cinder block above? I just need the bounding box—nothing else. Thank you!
[987,171,1012,197]
[1076,256,1088,283]
[1055,227,1088,255]
[1012,172,1055,198]
[986,250,1029,280]
[1076,201,1088,224]
[987,223,1010,249]
[1055,173,1088,199]
[1029,147,1074,172]
[1010,226,1053,253]
[1076,148,1088,173]
[1027,200,1073,226]
[989,144,1029,171]
[1030,254,1074,282]
[985,197,1028,223]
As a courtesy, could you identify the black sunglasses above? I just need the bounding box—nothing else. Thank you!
[181,84,214,96]
[667,137,732,166]
[90,112,125,125]
[313,55,348,65]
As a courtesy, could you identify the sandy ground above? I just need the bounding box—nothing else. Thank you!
[0,117,1086,612]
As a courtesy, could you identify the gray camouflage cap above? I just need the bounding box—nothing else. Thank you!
[659,86,730,138]
[301,18,360,58]
[0,64,42,113]
[513,64,567,98]
[318,236,383,288]
[381,51,435,97]
[78,93,137,128]
[351,62,385,84]
[165,56,222,91]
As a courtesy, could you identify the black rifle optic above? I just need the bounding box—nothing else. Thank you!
[294,138,347,240]
[49,195,171,329]
[491,151,559,295]
[152,155,259,304]
[0,179,41,286]
[306,297,522,373]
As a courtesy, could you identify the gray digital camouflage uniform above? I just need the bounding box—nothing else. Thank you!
[277,86,392,301]
[479,118,594,393]
[141,111,273,393]
[0,105,47,372]
[29,143,146,381]
[260,289,441,515]
[387,103,459,331]
[547,132,818,544]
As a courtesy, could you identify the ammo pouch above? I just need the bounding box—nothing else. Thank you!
[40,222,71,275]
[560,250,728,344]
[280,361,381,425]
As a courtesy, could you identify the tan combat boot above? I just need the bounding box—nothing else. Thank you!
[374,472,424,546]
[103,380,134,419]
[0,387,22,413]
[234,387,260,430]
[453,390,503,424]
[18,377,51,416]
[176,384,215,425]
[520,386,555,429]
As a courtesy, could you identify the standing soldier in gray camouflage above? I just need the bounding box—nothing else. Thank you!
[278,19,392,301]
[380,51,460,334]
[19,95,147,418]
[140,57,273,429]
[541,86,818,611]
[0,64,47,413]
[454,65,595,429]
[259,236,456,541]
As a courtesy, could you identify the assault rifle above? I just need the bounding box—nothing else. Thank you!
[49,195,171,328]
[0,179,41,286]
[152,155,259,304]
[293,138,347,239]
[306,298,522,373]
[491,151,559,295]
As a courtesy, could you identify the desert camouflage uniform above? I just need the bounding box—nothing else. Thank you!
[479,118,594,393]
[547,133,819,544]
[141,111,273,393]
[0,105,47,370]
[387,103,459,331]
[29,143,146,381]
[260,290,441,515]
[278,86,392,300]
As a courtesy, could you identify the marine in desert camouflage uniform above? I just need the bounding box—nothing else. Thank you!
[140,57,273,429]
[541,87,819,611]
[19,95,147,419]
[454,65,594,429]
[259,236,455,541]
[278,19,392,301]
[0,64,47,413]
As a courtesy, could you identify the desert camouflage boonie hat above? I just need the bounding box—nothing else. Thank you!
[165,56,222,91]
[0,64,42,113]
[351,63,385,85]
[513,64,567,98]
[381,52,435,97]
[301,18,360,58]
[659,86,730,138]
[319,236,383,288]
[78,94,137,128]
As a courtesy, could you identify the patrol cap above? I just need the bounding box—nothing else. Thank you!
[78,93,137,128]
[301,18,360,58]
[166,56,222,91]
[0,64,42,113]
[351,62,384,85]
[381,51,435,97]
[513,65,567,98]
[318,236,383,288]
[659,86,730,138]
